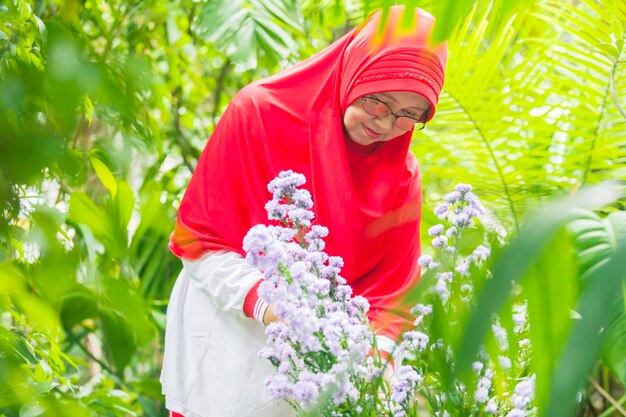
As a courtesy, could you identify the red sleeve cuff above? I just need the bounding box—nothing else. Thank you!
[243,279,265,321]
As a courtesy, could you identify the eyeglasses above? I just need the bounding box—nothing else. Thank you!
[361,96,427,131]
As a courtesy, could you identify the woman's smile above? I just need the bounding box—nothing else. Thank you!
[363,124,383,139]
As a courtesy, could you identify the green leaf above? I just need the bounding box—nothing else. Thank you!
[431,0,475,43]
[89,155,117,197]
[68,192,116,248]
[545,233,626,417]
[601,312,626,383]
[567,209,615,284]
[0,261,26,294]
[19,401,45,417]
[81,95,94,126]
[60,287,99,329]
[13,292,63,339]
[101,311,136,373]
[99,279,156,372]
[112,180,134,249]
[525,229,578,413]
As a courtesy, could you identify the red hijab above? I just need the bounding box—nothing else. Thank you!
[170,6,447,337]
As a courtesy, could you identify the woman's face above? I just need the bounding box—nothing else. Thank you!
[343,91,430,146]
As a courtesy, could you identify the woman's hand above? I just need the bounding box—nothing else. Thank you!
[262,303,280,326]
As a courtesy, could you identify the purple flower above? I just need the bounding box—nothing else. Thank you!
[428,261,441,269]
[267,170,306,200]
[513,306,527,330]
[444,191,462,204]
[243,226,288,274]
[499,355,512,370]
[465,191,486,214]
[410,303,433,316]
[432,235,448,248]
[492,323,509,351]
[248,171,382,410]
[265,374,294,399]
[328,256,344,269]
[320,264,340,280]
[506,410,525,417]
[287,207,315,227]
[433,279,450,303]
[265,199,290,220]
[418,254,432,267]
[511,375,535,409]
[486,398,498,413]
[455,261,470,276]
[293,380,319,408]
[265,322,289,343]
[391,366,421,404]
[334,285,353,304]
[310,278,331,296]
[304,225,328,251]
[455,183,472,193]
[243,225,275,256]
[436,272,453,282]
[434,203,449,219]
[293,189,313,209]
[474,386,489,403]
[473,245,490,262]
[403,330,429,351]
[472,361,484,373]
[428,224,445,236]
[308,225,328,238]
[453,212,471,227]
[350,296,370,315]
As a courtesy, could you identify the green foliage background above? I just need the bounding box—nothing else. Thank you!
[0,0,624,416]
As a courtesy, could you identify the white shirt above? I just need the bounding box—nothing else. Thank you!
[160,251,294,417]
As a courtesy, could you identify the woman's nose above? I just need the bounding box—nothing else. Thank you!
[371,115,395,132]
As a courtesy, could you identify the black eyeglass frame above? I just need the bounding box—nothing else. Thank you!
[361,96,427,131]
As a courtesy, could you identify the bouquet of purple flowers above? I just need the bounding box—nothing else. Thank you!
[243,171,536,417]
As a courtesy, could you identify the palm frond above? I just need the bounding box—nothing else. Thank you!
[416,0,626,233]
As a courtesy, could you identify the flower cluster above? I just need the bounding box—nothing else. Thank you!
[400,183,536,417]
[418,184,490,308]
[243,171,375,410]
[245,174,536,416]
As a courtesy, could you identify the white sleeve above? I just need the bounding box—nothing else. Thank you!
[376,335,397,354]
[182,251,268,323]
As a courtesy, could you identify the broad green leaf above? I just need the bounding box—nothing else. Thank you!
[60,287,99,329]
[0,262,26,294]
[13,292,63,339]
[525,229,578,414]
[567,209,615,284]
[601,312,626,383]
[19,400,45,417]
[112,180,134,249]
[101,311,136,373]
[68,192,116,248]
[89,156,117,197]
[545,234,626,417]
[430,0,475,43]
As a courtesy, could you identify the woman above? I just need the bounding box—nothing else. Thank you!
[161,6,447,417]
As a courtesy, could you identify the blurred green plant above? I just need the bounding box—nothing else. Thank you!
[456,183,626,417]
